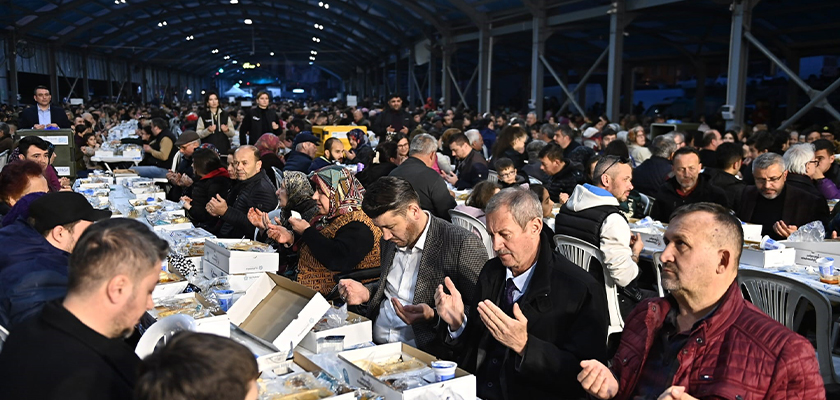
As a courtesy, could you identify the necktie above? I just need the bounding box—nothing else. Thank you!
[504,278,517,310]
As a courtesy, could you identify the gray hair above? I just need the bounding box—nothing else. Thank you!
[485,187,542,230]
[526,140,547,161]
[752,152,784,174]
[651,134,677,159]
[295,142,307,152]
[409,133,438,156]
[783,143,815,175]
[465,129,481,145]
[527,112,537,119]
[539,123,556,140]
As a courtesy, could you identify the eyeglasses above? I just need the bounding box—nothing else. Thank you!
[754,174,784,184]
[499,170,517,178]
[602,156,630,175]
[806,160,819,167]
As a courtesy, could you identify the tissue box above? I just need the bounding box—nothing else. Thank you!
[203,239,279,274]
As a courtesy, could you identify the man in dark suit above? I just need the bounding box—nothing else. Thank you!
[0,218,169,400]
[339,177,488,357]
[736,152,830,239]
[390,133,456,220]
[18,86,72,130]
[438,187,608,400]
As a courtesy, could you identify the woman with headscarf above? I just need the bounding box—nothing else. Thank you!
[254,133,285,185]
[266,166,381,295]
[345,128,374,168]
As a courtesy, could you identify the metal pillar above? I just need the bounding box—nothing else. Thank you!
[7,37,18,106]
[441,38,453,110]
[48,46,59,100]
[428,51,436,103]
[558,47,608,114]
[540,56,586,116]
[478,25,493,114]
[106,59,114,100]
[530,13,546,117]
[447,67,470,108]
[787,54,800,118]
[606,1,626,122]
[82,52,90,102]
[724,0,753,130]
[408,46,416,106]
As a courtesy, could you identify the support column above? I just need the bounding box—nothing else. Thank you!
[428,51,436,103]
[408,46,416,107]
[7,37,18,106]
[82,52,90,102]
[478,25,493,114]
[48,46,59,101]
[724,0,753,130]
[787,54,800,118]
[695,61,707,119]
[606,1,626,122]
[530,12,546,117]
[441,37,452,110]
[142,65,148,104]
[106,58,114,100]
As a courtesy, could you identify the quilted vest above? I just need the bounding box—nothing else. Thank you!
[554,204,624,283]
[297,210,381,296]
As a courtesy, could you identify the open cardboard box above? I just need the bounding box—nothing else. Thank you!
[203,261,263,292]
[227,273,331,355]
[151,292,230,337]
[630,227,666,252]
[303,342,476,400]
[204,239,279,274]
[779,239,840,267]
[741,223,763,243]
[152,266,189,299]
[298,308,372,354]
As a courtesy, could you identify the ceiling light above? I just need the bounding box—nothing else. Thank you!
[230,0,238,3]
[311,50,317,55]
[256,63,260,67]
[239,80,243,84]
[186,89,192,95]
[224,55,230,60]
[201,90,206,95]
[270,52,275,56]
[318,1,323,6]
[309,62,314,65]
[218,68,224,73]
[157,22,162,27]
[324,4,329,9]
[232,60,238,64]
[163,21,167,25]
[244,19,252,25]
[319,25,324,30]
[309,56,315,60]
[293,88,305,93]
[313,23,318,28]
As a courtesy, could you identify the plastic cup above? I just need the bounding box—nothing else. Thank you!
[760,235,785,250]
[214,289,235,312]
[818,257,836,283]
[430,360,457,382]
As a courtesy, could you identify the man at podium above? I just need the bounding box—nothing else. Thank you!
[18,86,71,130]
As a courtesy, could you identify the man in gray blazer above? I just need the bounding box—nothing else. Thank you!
[339,176,488,357]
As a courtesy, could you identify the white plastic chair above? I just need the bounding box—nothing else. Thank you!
[0,149,8,172]
[170,149,182,171]
[449,209,495,259]
[553,234,624,342]
[739,269,840,385]
[487,170,499,183]
[0,322,9,353]
[651,251,666,297]
[638,192,654,217]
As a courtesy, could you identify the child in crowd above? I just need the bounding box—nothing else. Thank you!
[495,157,528,188]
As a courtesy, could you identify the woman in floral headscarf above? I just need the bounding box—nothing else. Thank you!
[266,165,380,295]
[344,128,374,168]
[254,133,285,185]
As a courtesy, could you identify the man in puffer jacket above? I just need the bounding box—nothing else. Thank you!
[578,202,825,400]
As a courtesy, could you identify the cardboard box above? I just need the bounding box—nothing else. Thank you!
[779,240,840,267]
[203,239,279,274]
[631,228,666,252]
[151,292,230,337]
[203,261,263,292]
[152,267,189,299]
[740,247,796,268]
[227,273,331,354]
[308,342,476,400]
[298,310,373,353]
[742,223,763,243]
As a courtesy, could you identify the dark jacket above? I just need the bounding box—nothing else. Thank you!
[650,174,730,223]
[632,156,672,197]
[698,148,717,169]
[454,150,489,190]
[0,135,13,155]
[449,230,608,400]
[0,218,55,275]
[140,129,176,169]
[356,162,397,188]
[347,143,374,168]
[610,282,825,400]
[0,301,140,400]
[240,106,279,145]
[260,153,285,185]
[564,140,596,166]
[390,157,456,220]
[786,172,823,199]
[367,215,488,356]
[0,221,69,329]
[736,184,830,239]
[219,170,277,238]
[198,109,233,155]
[480,128,497,152]
[545,162,586,202]
[705,168,746,206]
[166,153,195,201]
[309,156,335,173]
[283,151,313,174]
[18,105,72,130]
[186,170,232,232]
[372,108,412,141]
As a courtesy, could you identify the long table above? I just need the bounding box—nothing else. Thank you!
[739,264,840,303]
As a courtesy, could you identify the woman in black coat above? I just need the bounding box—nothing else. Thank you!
[181,148,232,232]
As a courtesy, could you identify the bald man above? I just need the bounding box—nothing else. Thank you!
[207,145,276,238]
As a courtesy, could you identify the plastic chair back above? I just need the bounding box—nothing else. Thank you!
[449,209,495,259]
[738,269,839,385]
[651,251,666,297]
[170,149,182,171]
[553,234,625,339]
[488,170,498,183]
[639,192,654,217]
[0,150,8,172]
[0,322,8,353]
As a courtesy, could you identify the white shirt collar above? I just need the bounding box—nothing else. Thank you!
[397,211,431,253]
[505,259,537,294]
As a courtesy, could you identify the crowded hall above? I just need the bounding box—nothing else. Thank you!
[3,0,840,399]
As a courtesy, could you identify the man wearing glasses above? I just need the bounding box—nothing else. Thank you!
[19,86,72,130]
[736,152,829,239]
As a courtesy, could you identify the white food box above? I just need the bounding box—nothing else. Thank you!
[94,150,114,157]
[741,223,763,243]
[151,292,230,337]
[630,227,666,252]
[133,191,166,201]
[152,222,194,233]
[297,308,372,354]
[152,267,189,299]
[306,342,476,400]
[203,261,263,292]
[227,273,331,354]
[123,149,142,158]
[740,247,797,268]
[779,240,840,267]
[203,239,279,274]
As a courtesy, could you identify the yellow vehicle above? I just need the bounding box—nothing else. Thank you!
[310,125,366,157]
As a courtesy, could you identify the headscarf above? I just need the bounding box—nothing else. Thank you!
[1,191,46,227]
[199,143,219,155]
[309,165,364,230]
[347,129,369,146]
[283,171,314,209]
[254,133,282,156]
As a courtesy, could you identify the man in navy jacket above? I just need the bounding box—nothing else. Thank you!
[18,86,72,130]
